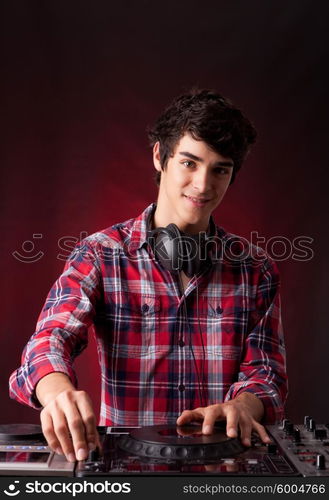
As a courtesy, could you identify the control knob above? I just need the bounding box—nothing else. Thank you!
[304,416,311,429]
[282,419,291,431]
[314,428,327,440]
[316,454,326,470]
[87,447,101,463]
[309,419,316,432]
[293,428,301,443]
[285,422,294,435]
[267,443,277,454]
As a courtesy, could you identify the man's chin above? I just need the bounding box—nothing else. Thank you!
[177,216,209,233]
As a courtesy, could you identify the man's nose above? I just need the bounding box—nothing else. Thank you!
[192,169,211,192]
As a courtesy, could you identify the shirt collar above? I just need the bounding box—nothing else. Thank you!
[128,203,157,252]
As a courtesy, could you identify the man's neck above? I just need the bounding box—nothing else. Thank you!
[153,204,209,235]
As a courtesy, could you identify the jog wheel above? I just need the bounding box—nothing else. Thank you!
[118,424,244,460]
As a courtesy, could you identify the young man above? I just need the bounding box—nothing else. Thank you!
[9,90,287,464]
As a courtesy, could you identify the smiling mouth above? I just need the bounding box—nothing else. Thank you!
[184,195,211,206]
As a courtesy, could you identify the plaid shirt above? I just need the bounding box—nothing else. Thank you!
[9,204,287,425]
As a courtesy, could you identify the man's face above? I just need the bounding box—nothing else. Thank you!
[153,133,234,233]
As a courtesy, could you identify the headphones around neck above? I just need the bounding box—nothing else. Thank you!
[148,223,212,278]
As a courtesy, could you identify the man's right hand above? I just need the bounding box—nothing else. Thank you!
[35,373,100,462]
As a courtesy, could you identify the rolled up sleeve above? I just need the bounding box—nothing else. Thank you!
[9,241,102,409]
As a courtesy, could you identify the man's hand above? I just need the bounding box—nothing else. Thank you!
[176,393,271,447]
[36,373,100,462]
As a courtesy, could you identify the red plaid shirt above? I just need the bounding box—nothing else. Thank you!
[9,204,287,425]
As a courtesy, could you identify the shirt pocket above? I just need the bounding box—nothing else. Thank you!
[201,296,257,336]
[108,291,162,356]
[200,297,258,368]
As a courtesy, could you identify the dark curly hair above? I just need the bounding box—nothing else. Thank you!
[148,89,257,185]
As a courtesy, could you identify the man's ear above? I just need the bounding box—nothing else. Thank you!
[153,142,162,172]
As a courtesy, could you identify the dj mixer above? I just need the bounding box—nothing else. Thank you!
[0,418,328,477]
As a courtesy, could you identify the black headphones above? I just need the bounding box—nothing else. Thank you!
[148,222,213,278]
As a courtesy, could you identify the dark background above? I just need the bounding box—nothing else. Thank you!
[1,0,328,426]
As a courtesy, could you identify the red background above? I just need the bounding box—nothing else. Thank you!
[1,0,329,425]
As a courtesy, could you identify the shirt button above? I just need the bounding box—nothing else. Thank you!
[216,306,223,314]
[178,384,185,392]
[141,304,149,313]
[178,339,185,347]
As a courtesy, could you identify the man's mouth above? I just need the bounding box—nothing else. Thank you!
[184,195,211,206]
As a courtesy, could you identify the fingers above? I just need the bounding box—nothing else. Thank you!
[252,420,271,444]
[53,407,78,462]
[238,419,252,447]
[238,419,271,447]
[225,404,271,446]
[177,406,226,435]
[40,408,64,456]
[224,403,255,446]
[64,402,90,461]
[224,405,239,438]
[176,408,204,426]
[40,389,98,462]
[202,405,224,435]
[177,401,272,448]
[75,394,100,451]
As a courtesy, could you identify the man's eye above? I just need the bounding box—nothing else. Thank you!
[182,160,195,168]
[215,167,229,175]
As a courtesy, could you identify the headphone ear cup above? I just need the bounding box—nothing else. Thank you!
[164,223,182,240]
[181,234,203,278]
[148,223,211,277]
[150,224,183,273]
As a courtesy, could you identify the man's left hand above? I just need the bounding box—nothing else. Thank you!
[176,393,271,447]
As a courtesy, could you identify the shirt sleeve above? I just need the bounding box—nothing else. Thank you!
[224,258,288,423]
[9,240,102,409]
